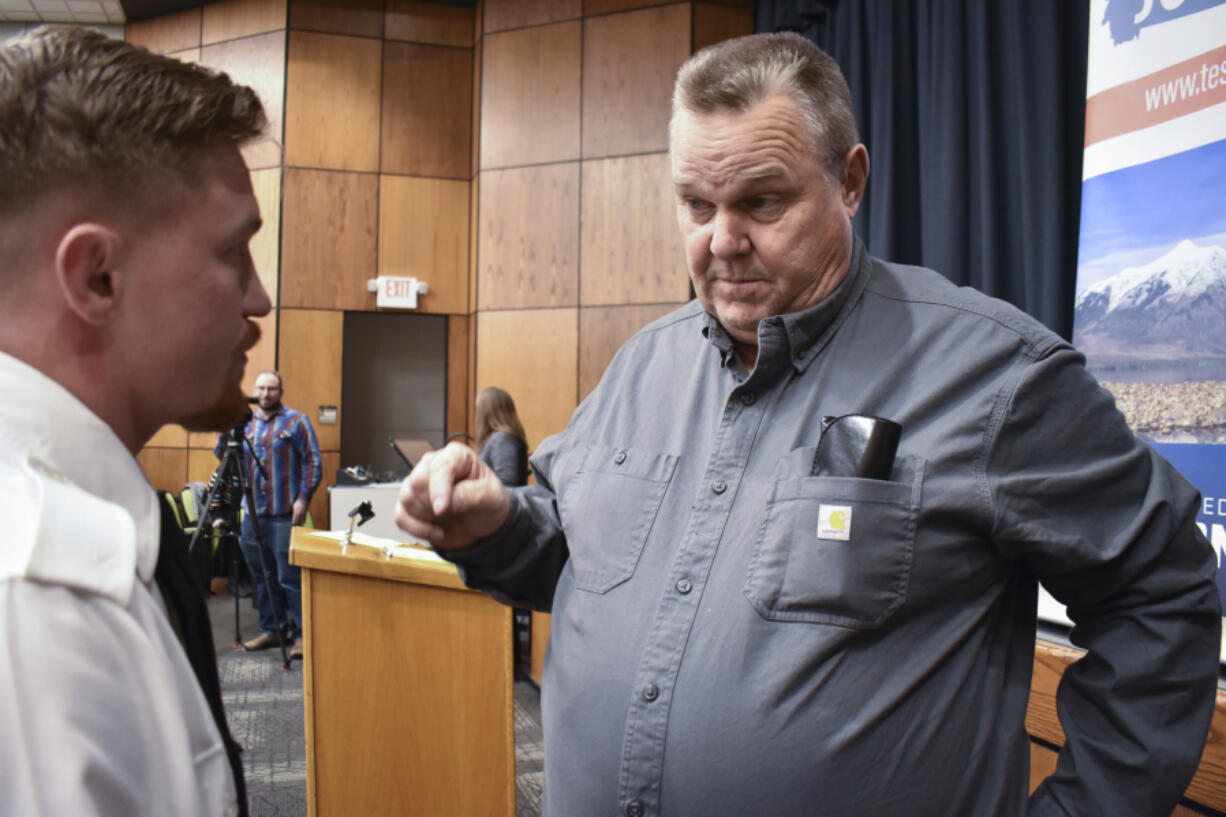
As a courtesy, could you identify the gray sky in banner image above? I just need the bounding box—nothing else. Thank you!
[1076,137,1226,291]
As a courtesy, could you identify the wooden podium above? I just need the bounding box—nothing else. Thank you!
[290,528,514,817]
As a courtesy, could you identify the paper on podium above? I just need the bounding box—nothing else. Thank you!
[314,530,445,563]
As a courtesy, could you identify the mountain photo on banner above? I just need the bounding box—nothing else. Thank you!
[1073,137,1226,444]
[1072,0,1226,658]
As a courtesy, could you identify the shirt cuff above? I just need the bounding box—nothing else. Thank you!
[434,493,523,575]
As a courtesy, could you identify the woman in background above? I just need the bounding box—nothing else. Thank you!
[474,386,528,487]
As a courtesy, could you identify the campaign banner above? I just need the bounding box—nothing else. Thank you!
[1063,0,1226,659]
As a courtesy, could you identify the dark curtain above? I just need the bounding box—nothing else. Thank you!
[756,0,1089,339]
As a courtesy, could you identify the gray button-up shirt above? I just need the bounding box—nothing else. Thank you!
[448,243,1220,817]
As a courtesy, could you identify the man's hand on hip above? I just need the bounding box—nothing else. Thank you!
[395,441,510,551]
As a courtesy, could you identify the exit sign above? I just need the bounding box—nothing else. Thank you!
[371,276,428,309]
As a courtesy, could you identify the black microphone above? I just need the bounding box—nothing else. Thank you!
[225,398,257,440]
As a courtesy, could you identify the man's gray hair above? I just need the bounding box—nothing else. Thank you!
[671,32,859,175]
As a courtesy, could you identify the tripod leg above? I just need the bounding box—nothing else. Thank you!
[197,445,249,649]
[230,533,241,648]
[240,503,292,671]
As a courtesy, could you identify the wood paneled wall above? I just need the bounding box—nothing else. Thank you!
[130,0,290,499]
[132,0,752,533]
[278,0,473,530]
[131,0,477,531]
[474,0,750,449]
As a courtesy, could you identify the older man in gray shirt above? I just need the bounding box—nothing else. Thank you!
[397,33,1220,817]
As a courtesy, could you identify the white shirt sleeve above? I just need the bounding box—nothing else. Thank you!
[0,579,237,817]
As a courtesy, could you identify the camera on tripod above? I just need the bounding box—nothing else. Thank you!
[206,469,242,528]
[206,408,252,529]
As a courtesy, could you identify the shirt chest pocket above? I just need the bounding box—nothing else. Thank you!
[271,429,293,452]
[744,455,923,629]
[557,445,679,594]
[255,429,291,461]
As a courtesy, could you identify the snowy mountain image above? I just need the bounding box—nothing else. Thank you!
[1073,239,1226,442]
[1074,239,1226,376]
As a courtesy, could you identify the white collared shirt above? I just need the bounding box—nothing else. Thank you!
[0,351,238,817]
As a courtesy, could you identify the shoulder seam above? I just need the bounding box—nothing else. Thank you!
[863,283,1062,358]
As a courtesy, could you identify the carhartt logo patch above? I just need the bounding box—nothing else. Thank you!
[817,505,852,541]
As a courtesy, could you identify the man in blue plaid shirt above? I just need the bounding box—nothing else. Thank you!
[218,370,321,658]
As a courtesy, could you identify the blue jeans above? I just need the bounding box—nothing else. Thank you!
[239,512,300,638]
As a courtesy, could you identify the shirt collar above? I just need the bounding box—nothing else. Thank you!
[700,238,871,376]
[780,238,870,373]
[0,352,160,595]
[701,313,736,367]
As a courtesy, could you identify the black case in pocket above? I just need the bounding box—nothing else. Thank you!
[810,414,901,479]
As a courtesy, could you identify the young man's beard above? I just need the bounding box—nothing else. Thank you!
[180,382,250,433]
[180,321,261,432]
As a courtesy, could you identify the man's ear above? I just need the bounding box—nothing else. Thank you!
[54,223,124,326]
[839,144,870,217]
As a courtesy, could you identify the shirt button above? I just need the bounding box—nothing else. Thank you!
[740,391,756,405]
[676,578,692,594]
[642,682,659,702]
[627,801,645,817]
[614,450,627,464]
[712,479,727,494]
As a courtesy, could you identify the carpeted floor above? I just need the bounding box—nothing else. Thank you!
[208,591,544,817]
[514,679,545,815]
